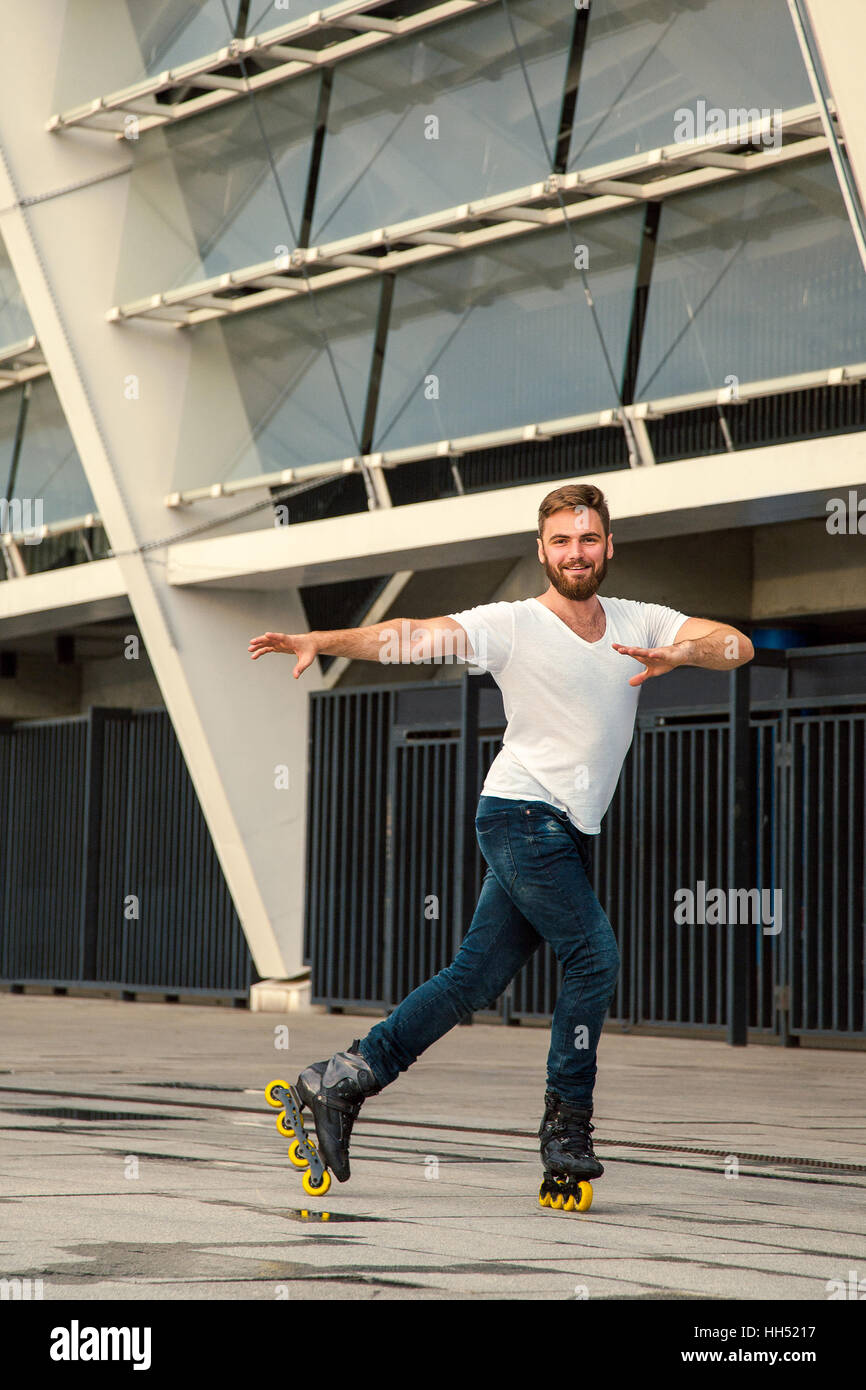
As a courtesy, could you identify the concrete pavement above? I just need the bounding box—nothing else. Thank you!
[0,993,864,1301]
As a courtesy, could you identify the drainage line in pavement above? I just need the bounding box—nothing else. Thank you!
[1,1083,863,1175]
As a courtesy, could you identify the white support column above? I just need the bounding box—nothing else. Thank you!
[0,1,319,978]
[801,0,866,266]
[321,570,413,688]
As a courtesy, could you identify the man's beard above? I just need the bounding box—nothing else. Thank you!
[542,551,608,600]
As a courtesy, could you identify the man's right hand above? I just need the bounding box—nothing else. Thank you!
[248,631,320,679]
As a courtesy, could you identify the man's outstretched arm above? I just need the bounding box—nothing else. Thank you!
[670,618,755,670]
[248,616,468,680]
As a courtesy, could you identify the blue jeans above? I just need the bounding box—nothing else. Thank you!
[357,796,621,1108]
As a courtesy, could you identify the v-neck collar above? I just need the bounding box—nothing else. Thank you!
[530,595,608,649]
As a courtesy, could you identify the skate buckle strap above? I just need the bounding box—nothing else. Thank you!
[310,1089,359,1115]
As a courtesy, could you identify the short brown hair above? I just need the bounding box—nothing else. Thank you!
[538,484,610,541]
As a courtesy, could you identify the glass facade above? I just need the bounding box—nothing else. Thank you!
[124,0,324,66]
[0,235,35,350]
[53,1,312,111]
[0,379,95,527]
[636,158,866,399]
[0,240,94,538]
[114,74,318,300]
[54,1,227,111]
[174,277,380,488]
[374,208,644,451]
[47,2,866,509]
[569,0,812,169]
[312,0,572,244]
[115,0,573,300]
[126,0,235,74]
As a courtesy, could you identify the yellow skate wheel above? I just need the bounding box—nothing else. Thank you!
[575,1182,593,1212]
[265,1079,289,1109]
[563,1194,576,1212]
[538,1191,551,1208]
[288,1139,310,1169]
[302,1167,331,1197]
[550,1192,564,1209]
[275,1112,295,1138]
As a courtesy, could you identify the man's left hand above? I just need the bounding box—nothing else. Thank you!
[612,641,691,686]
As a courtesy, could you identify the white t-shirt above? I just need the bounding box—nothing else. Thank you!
[447,595,689,834]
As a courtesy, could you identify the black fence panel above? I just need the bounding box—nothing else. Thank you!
[787,712,866,1038]
[0,718,88,979]
[505,718,777,1032]
[387,736,460,1004]
[306,688,394,1006]
[754,717,785,1035]
[637,721,730,1029]
[94,711,253,993]
[0,708,254,997]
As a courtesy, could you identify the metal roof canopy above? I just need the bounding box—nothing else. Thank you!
[46,0,499,138]
[105,106,828,327]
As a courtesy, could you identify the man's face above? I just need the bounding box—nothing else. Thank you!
[536,506,613,600]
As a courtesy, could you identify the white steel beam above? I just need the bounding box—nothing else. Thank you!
[0,511,101,545]
[105,112,828,328]
[0,335,49,391]
[319,569,414,688]
[798,0,866,275]
[339,14,403,33]
[0,538,26,578]
[46,0,498,138]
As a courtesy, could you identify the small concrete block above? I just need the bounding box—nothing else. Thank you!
[250,976,313,1012]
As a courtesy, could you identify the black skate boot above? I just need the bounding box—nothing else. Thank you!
[538,1089,603,1212]
[293,1040,382,1183]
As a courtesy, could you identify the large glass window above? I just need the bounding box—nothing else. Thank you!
[52,1,320,117]
[372,207,645,452]
[0,235,35,350]
[54,1,232,111]
[114,76,317,301]
[312,0,573,245]
[0,379,95,526]
[569,0,812,171]
[246,2,315,39]
[126,0,235,75]
[635,156,866,400]
[172,278,380,490]
[124,0,324,73]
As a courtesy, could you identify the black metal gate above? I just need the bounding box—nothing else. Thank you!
[0,707,255,999]
[786,710,865,1038]
[305,646,866,1044]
